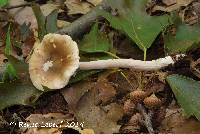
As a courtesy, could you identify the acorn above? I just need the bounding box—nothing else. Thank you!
[130,90,147,103]
[143,94,161,108]
[123,99,136,115]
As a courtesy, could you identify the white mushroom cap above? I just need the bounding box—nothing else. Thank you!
[29,33,80,91]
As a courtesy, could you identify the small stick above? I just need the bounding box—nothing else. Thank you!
[0,3,31,12]
[56,0,110,39]
[5,3,31,10]
[136,104,154,134]
[79,56,175,70]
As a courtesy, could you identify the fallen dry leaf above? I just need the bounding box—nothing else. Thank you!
[153,0,194,12]
[8,1,60,29]
[0,53,7,65]
[145,80,165,96]
[96,72,116,105]
[192,2,200,17]
[61,81,95,110]
[87,0,102,6]
[0,115,9,128]
[57,20,71,29]
[120,113,142,133]
[20,113,95,134]
[190,58,200,78]
[73,128,95,134]
[65,0,93,15]
[22,128,61,134]
[162,0,176,6]
[159,107,200,134]
[8,0,37,29]
[20,113,73,134]
[95,81,116,105]
[22,125,95,134]
[0,53,7,75]
[75,87,123,134]
[22,31,35,57]
[25,113,73,125]
[107,70,139,93]
[40,3,59,16]
[61,71,122,134]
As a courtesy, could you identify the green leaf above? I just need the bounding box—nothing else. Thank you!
[32,5,58,40]
[0,57,42,110]
[0,82,42,110]
[20,22,31,41]
[46,9,58,33]
[167,74,200,120]
[6,56,27,75]
[0,0,8,7]
[5,25,11,55]
[69,70,101,84]
[80,23,111,53]
[77,23,117,83]
[32,4,46,40]
[2,63,18,82]
[99,0,170,60]
[164,20,200,53]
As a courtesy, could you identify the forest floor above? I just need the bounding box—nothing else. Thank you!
[0,0,200,134]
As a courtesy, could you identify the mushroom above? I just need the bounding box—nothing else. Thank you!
[29,33,184,91]
[29,33,79,91]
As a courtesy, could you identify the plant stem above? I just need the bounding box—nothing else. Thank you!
[136,103,154,134]
[104,51,120,59]
[79,56,175,70]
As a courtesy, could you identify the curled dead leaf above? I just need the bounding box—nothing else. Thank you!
[190,58,200,78]
[87,0,102,6]
[61,81,95,110]
[75,88,123,134]
[8,0,37,29]
[152,0,194,12]
[159,107,200,134]
[65,0,93,15]
[20,113,74,134]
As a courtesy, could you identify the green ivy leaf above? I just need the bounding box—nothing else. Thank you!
[2,63,18,82]
[167,74,200,120]
[77,23,117,83]
[0,57,42,110]
[32,4,58,40]
[5,25,11,55]
[20,22,31,41]
[164,19,200,53]
[0,0,8,7]
[0,82,42,110]
[99,0,170,60]
[32,4,46,40]
[69,70,101,84]
[80,23,111,53]
[46,9,58,33]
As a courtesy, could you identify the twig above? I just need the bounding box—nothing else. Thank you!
[136,104,154,134]
[5,3,31,10]
[56,0,110,39]
[0,3,31,12]
[79,56,175,70]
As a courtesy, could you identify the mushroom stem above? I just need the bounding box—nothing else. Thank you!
[79,55,179,70]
